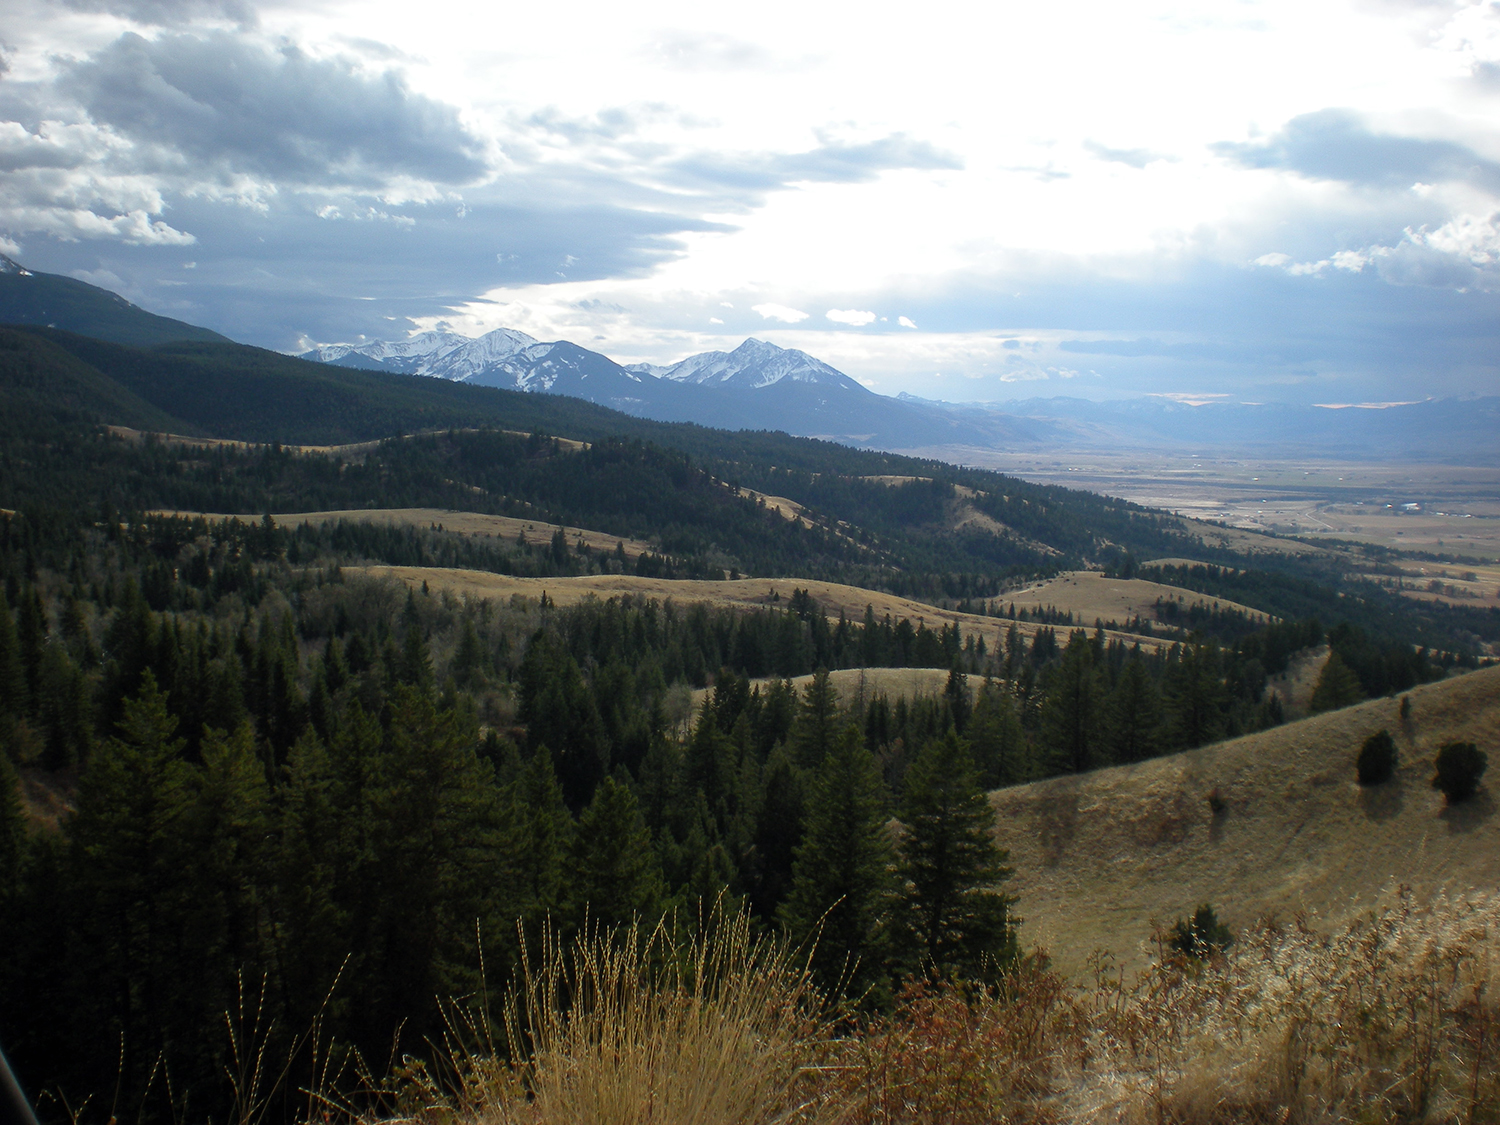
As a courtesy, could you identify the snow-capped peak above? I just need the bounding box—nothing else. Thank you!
[302,326,538,379]
[653,337,862,391]
[0,255,33,277]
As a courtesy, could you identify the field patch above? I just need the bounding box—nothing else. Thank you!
[350,566,1176,652]
[991,663,1500,977]
[1000,569,1270,627]
[150,507,656,559]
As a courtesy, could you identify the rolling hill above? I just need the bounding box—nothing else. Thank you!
[992,663,1500,976]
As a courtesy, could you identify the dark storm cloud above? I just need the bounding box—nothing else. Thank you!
[15,184,729,347]
[1214,108,1500,191]
[61,32,489,186]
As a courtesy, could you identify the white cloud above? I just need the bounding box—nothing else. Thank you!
[751,302,809,322]
[6,0,1500,396]
[1254,212,1500,290]
[825,308,876,326]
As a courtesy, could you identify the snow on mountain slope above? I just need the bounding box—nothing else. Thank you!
[303,328,538,379]
[628,338,865,392]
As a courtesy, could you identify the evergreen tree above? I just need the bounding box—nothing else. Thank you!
[274,725,351,1031]
[944,663,971,734]
[896,732,1016,982]
[359,687,503,1040]
[966,679,1028,788]
[1309,651,1364,713]
[0,595,26,721]
[1105,654,1162,763]
[499,749,574,929]
[398,620,435,693]
[790,668,840,769]
[1164,641,1228,748]
[517,632,609,808]
[37,643,92,768]
[15,585,46,712]
[569,775,663,928]
[0,750,23,904]
[780,723,893,1002]
[451,618,488,688]
[1039,630,1105,772]
[63,671,197,1107]
[750,743,804,918]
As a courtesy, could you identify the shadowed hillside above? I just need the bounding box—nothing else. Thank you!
[993,664,1500,975]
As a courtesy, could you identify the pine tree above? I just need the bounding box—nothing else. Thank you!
[0,750,23,904]
[1309,652,1364,713]
[517,633,609,808]
[360,687,503,1037]
[896,732,1016,982]
[966,679,1028,787]
[1039,630,1105,772]
[451,618,488,688]
[944,664,971,734]
[499,749,574,928]
[274,725,350,1029]
[790,668,840,768]
[65,671,196,1102]
[37,643,92,768]
[1164,641,1228,748]
[399,621,435,693]
[16,585,46,713]
[780,723,893,1002]
[569,775,663,928]
[0,595,26,721]
[1105,654,1162,763]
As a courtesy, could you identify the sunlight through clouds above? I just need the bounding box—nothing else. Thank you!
[0,0,1497,400]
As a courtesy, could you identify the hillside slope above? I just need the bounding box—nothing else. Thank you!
[0,256,229,346]
[992,664,1500,976]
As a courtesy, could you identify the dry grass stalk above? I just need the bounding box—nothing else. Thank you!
[390,904,833,1125]
[362,894,1500,1125]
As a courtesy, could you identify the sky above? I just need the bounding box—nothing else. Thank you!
[2,0,1499,404]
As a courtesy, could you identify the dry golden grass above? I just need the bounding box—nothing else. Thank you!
[1003,570,1269,628]
[350,565,1176,653]
[152,508,658,560]
[990,663,1500,978]
[371,893,1500,1125]
[374,906,834,1125]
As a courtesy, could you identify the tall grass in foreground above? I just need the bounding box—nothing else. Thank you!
[368,893,1499,1125]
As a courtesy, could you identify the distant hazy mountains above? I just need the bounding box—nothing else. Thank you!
[302,329,1052,449]
[905,393,1500,463]
[305,326,1500,462]
[0,254,1492,462]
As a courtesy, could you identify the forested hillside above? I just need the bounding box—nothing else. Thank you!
[0,316,1495,1124]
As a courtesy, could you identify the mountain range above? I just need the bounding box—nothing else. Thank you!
[303,327,1050,449]
[306,323,1500,463]
[1,254,1495,463]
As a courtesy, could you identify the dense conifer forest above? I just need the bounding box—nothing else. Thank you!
[0,320,1491,1123]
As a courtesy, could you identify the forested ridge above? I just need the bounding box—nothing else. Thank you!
[0,317,1493,1123]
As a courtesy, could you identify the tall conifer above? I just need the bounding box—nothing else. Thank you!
[780,723,893,1003]
[896,732,1016,981]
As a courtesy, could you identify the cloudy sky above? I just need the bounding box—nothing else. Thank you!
[3,0,1499,403]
